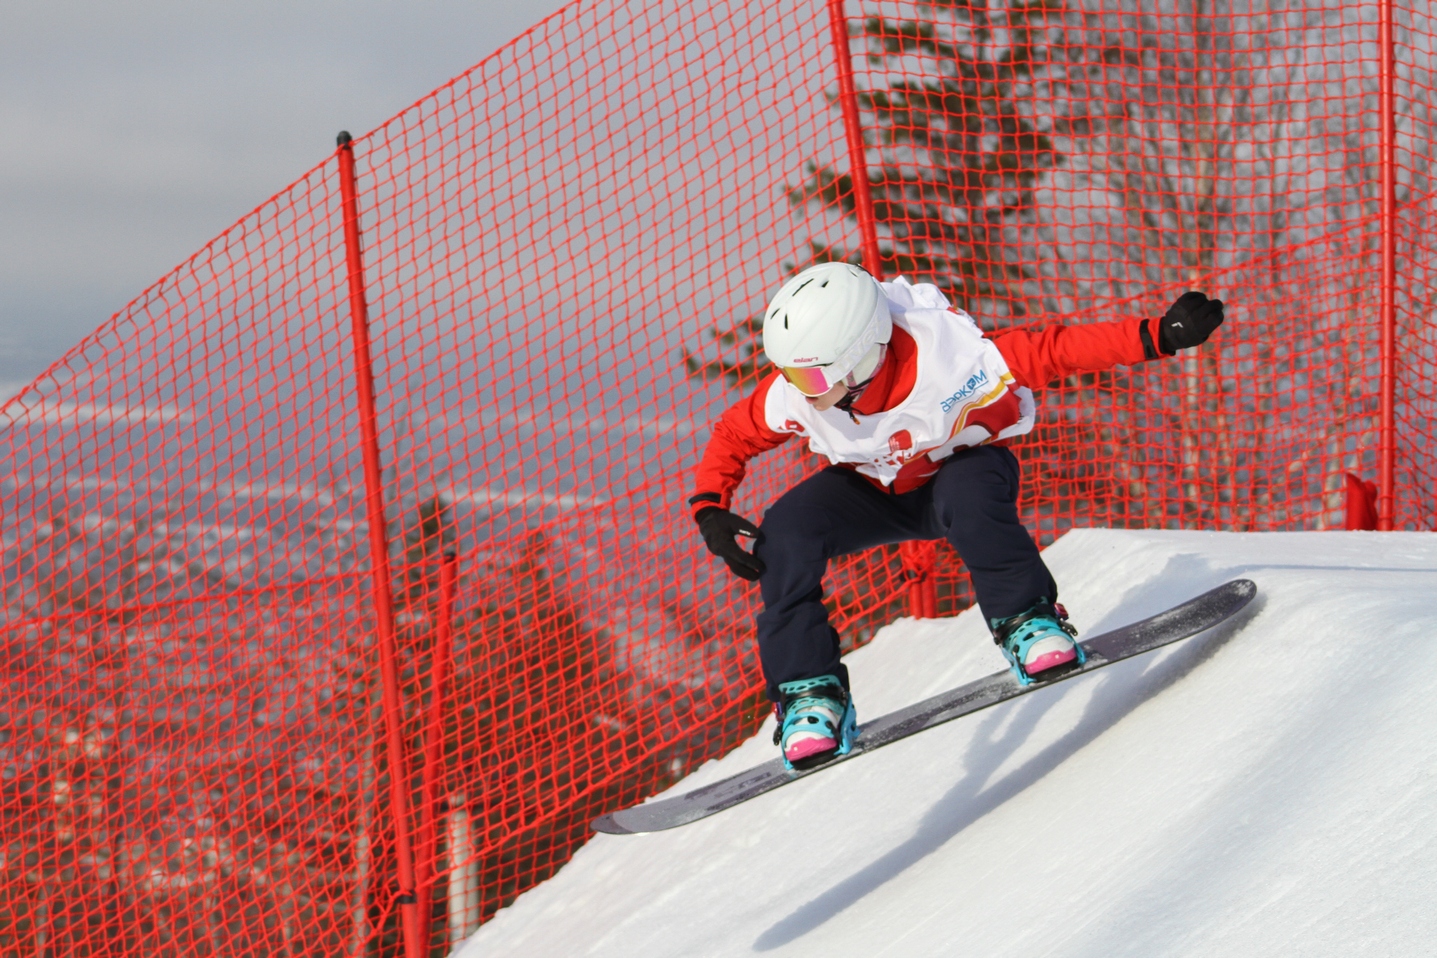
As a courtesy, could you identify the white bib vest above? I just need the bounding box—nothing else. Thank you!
[763,278,1035,488]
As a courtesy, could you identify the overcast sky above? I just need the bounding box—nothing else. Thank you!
[0,0,571,397]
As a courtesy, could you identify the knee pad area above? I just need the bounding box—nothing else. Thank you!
[758,501,840,554]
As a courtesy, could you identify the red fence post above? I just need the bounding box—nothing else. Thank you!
[826,0,939,616]
[1377,0,1398,530]
[415,550,458,949]
[336,130,424,958]
[826,0,883,279]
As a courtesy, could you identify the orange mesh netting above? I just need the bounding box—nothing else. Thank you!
[1,0,1433,954]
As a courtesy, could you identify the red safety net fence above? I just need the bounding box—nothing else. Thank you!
[1,0,1434,954]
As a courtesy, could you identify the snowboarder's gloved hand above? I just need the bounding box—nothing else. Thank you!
[694,506,766,581]
[1158,291,1224,353]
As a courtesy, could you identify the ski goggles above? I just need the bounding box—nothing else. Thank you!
[778,364,837,397]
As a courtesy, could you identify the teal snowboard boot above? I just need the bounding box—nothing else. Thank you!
[772,674,858,771]
[991,600,1085,685]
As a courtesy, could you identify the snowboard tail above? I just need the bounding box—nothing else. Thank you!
[593,579,1257,835]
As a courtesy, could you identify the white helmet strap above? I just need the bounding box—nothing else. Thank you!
[822,299,889,385]
[843,342,887,390]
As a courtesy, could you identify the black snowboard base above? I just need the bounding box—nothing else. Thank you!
[593,579,1257,835]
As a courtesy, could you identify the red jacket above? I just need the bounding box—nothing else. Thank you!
[689,315,1166,516]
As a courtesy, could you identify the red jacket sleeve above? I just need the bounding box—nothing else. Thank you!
[992,317,1165,390]
[690,372,792,518]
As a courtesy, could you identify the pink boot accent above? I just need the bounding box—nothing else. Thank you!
[1026,646,1078,675]
[784,736,838,763]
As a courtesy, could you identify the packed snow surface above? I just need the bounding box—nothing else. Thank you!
[459,530,1437,957]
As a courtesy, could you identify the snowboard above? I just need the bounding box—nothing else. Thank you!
[592,578,1256,835]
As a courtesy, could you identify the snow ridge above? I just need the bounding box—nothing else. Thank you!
[461,529,1437,958]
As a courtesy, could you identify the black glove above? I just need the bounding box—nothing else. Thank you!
[1157,291,1225,353]
[694,506,766,581]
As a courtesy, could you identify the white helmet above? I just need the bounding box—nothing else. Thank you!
[762,263,892,397]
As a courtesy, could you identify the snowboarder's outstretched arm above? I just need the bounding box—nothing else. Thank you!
[993,292,1225,389]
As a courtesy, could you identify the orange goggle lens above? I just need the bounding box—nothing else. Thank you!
[779,365,834,397]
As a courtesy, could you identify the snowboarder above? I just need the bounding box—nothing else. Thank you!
[688,263,1224,769]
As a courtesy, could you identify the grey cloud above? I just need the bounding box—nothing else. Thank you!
[0,0,569,390]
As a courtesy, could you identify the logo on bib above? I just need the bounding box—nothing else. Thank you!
[877,429,919,466]
[940,370,990,413]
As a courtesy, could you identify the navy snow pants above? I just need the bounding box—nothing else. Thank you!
[752,445,1055,702]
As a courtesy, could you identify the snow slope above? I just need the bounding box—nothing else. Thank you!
[459,529,1437,957]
